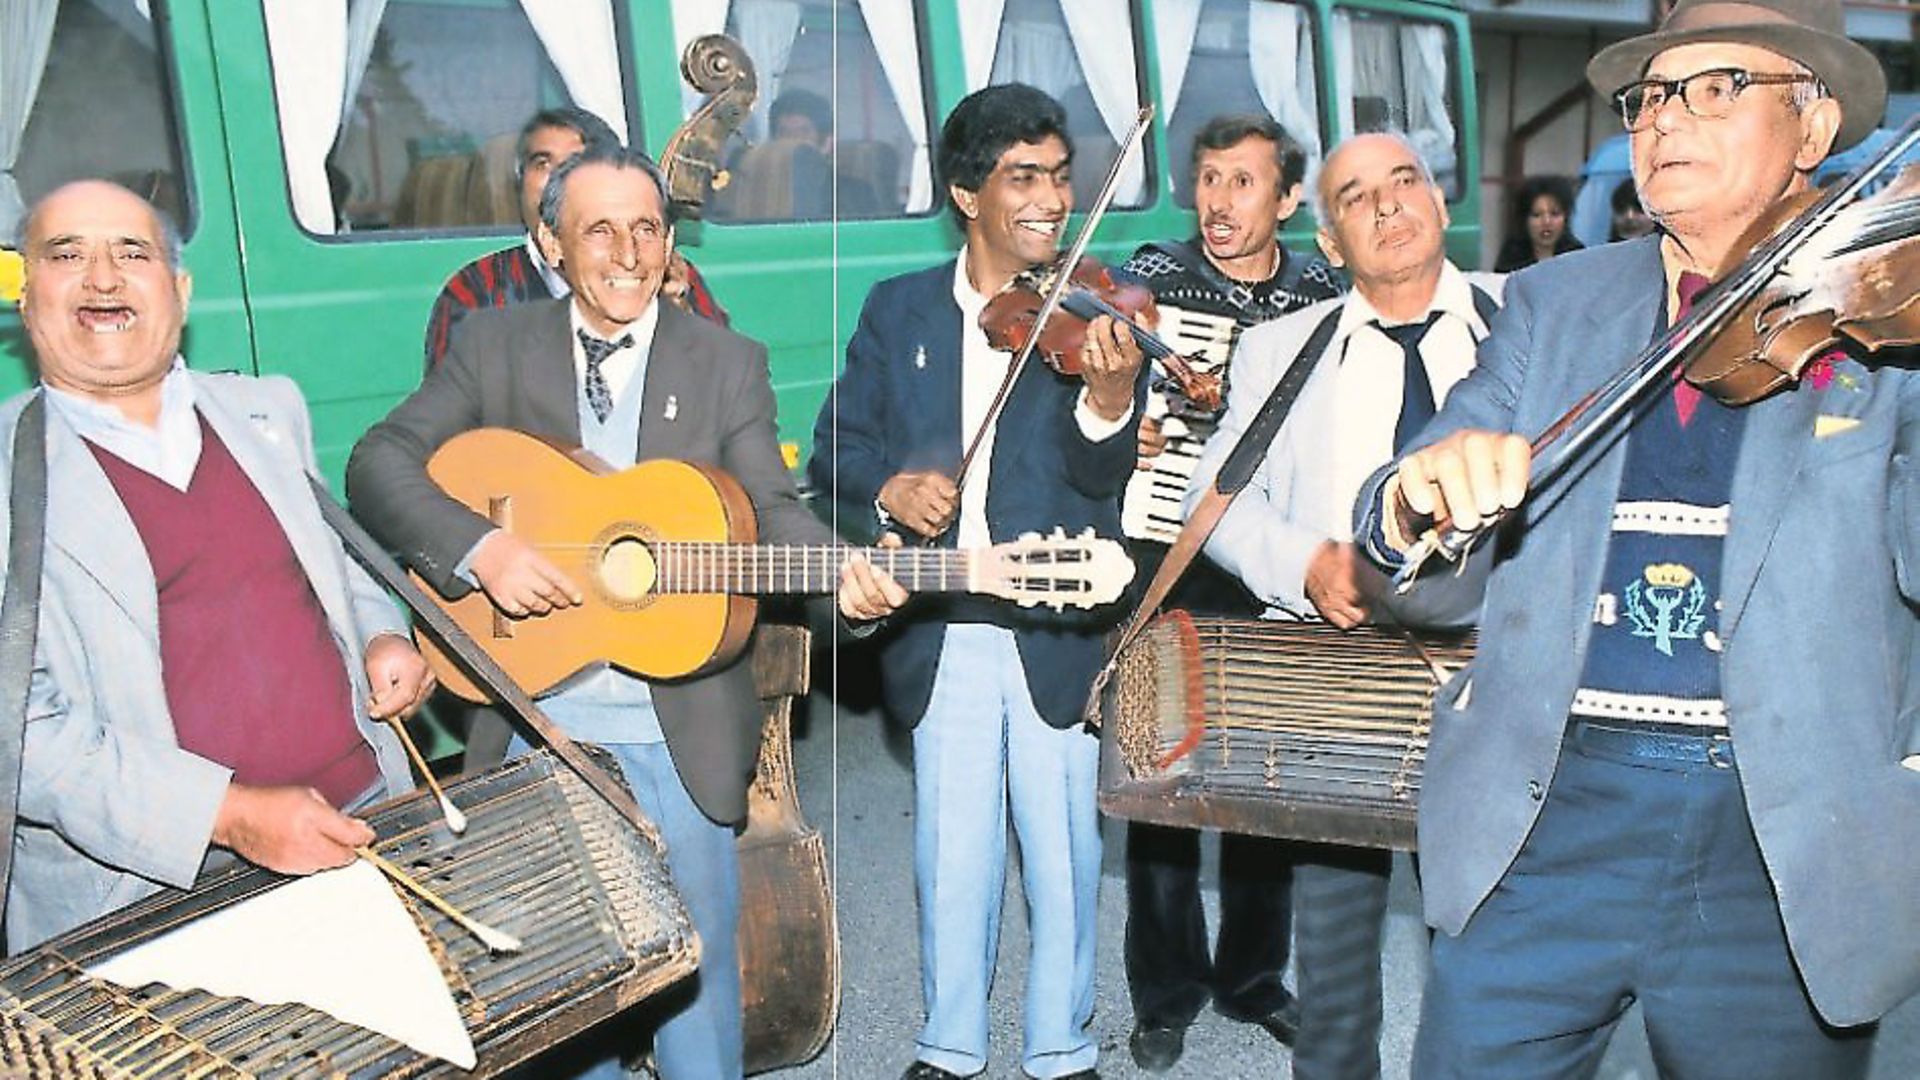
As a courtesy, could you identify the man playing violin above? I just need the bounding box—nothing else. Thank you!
[1114,113,1346,1074]
[350,143,906,1080]
[808,83,1145,1080]
[1353,0,1918,1075]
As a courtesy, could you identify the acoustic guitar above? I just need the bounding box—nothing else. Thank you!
[419,428,1135,702]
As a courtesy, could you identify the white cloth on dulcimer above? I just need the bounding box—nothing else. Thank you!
[88,859,477,1068]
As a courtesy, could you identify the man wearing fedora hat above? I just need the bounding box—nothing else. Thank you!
[1350,0,1918,1076]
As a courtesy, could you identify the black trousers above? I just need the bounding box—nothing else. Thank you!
[1124,822,1296,1027]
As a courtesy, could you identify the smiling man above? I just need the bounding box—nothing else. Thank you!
[1350,0,1917,1076]
[1,180,433,950]
[809,84,1146,1080]
[1111,115,1345,1074]
[1183,132,1499,1080]
[349,145,905,1080]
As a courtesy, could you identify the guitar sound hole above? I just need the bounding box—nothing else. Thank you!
[599,537,659,604]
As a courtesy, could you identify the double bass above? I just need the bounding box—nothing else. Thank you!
[658,36,838,1074]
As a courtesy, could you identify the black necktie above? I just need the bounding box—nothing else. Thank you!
[1378,313,1443,453]
[577,330,633,423]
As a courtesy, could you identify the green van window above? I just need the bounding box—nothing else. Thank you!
[1159,0,1323,207]
[6,0,190,247]
[1332,9,1462,198]
[971,0,1155,210]
[263,0,634,237]
[674,0,936,224]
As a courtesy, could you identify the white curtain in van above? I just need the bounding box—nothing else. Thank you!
[518,0,630,144]
[1151,0,1203,125]
[340,0,389,134]
[1249,1,1321,166]
[731,0,803,143]
[0,0,59,241]
[1400,22,1456,183]
[264,0,348,234]
[1058,0,1144,203]
[957,0,1010,92]
[856,0,933,212]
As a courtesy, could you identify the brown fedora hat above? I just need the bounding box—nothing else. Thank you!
[1587,0,1886,150]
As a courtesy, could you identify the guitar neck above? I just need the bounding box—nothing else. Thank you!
[653,543,979,595]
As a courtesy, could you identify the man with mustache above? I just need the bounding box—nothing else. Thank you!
[350,143,905,1080]
[1114,113,1345,1073]
[2,180,434,950]
[1355,0,1918,1074]
[1189,132,1500,1080]
[809,83,1145,1080]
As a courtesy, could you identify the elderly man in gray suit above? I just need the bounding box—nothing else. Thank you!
[3,180,434,952]
[1355,0,1918,1076]
[347,143,904,1080]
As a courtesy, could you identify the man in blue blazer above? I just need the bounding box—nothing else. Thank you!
[809,85,1145,1080]
[1354,1,1918,1075]
[4,181,432,951]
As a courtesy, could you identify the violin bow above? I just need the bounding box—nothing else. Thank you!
[950,105,1156,502]
[1394,112,1920,593]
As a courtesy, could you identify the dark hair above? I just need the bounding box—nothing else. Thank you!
[1190,114,1308,193]
[937,84,1071,228]
[1510,174,1575,233]
[515,107,620,181]
[1610,178,1640,214]
[770,88,833,140]
[539,143,674,232]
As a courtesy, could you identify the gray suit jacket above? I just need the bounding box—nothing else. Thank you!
[2,372,413,951]
[1355,237,1920,1025]
[347,298,830,826]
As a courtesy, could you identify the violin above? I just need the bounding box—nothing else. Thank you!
[1396,115,1920,589]
[980,255,1223,412]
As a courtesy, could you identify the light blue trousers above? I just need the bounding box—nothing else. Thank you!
[911,625,1103,1079]
[510,736,743,1080]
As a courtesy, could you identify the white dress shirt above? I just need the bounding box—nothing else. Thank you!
[46,357,202,489]
[1188,262,1502,616]
[568,296,658,402]
[948,249,1132,548]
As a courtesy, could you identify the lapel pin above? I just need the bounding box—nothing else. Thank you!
[664,395,679,421]
[914,345,927,370]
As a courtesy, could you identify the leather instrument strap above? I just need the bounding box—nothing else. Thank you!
[308,478,654,836]
[0,393,46,935]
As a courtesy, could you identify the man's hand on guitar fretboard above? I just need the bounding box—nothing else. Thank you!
[470,530,584,617]
[838,532,910,622]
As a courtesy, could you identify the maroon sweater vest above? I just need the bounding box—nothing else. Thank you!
[89,416,379,805]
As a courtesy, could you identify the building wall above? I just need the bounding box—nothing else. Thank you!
[1472,27,1626,269]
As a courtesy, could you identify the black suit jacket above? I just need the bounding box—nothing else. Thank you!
[809,262,1142,727]
[348,298,829,824]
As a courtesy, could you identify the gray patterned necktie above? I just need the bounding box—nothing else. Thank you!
[577,329,633,423]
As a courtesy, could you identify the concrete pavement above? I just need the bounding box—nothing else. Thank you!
[759,659,1919,1080]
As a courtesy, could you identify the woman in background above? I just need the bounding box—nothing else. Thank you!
[1494,174,1582,271]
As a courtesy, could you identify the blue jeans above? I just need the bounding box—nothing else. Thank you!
[509,737,743,1080]
[1413,722,1876,1080]
[911,625,1102,1079]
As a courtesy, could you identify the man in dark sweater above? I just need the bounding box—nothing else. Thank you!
[1,180,433,950]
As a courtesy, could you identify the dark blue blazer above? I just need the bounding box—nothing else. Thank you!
[810,261,1143,728]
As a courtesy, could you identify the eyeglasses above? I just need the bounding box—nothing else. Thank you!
[1611,67,1818,131]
